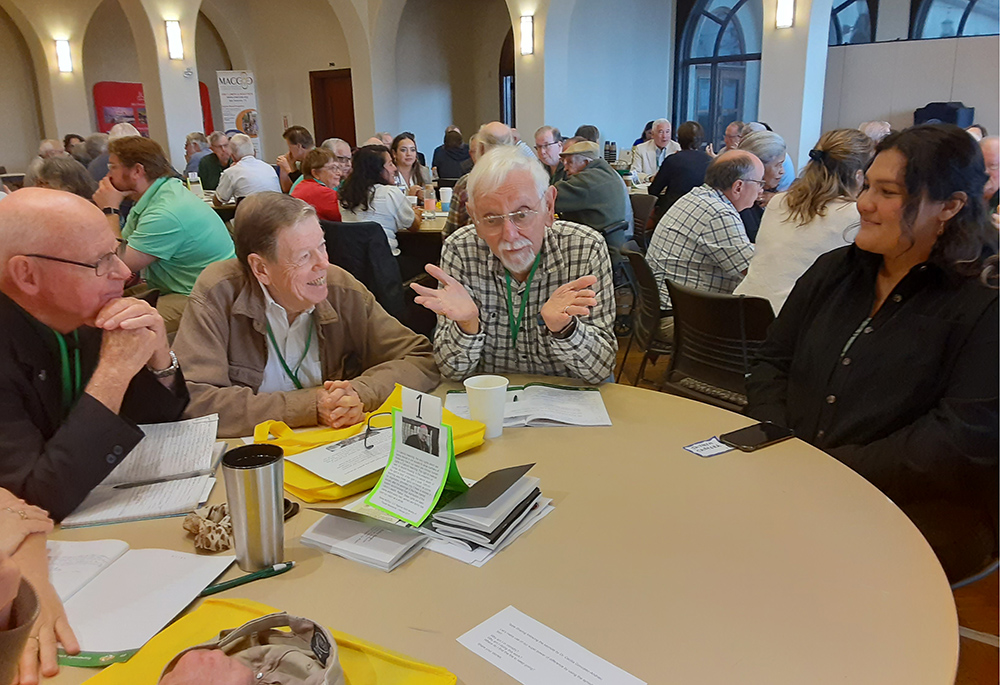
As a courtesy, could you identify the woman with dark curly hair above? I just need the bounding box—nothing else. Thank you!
[746,124,998,583]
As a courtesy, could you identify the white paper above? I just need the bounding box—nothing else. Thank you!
[300,513,427,572]
[445,385,611,427]
[458,606,645,685]
[287,429,392,486]
[98,415,220,486]
[61,475,214,528]
[47,540,130,602]
[365,414,448,524]
[683,437,733,457]
[63,549,233,654]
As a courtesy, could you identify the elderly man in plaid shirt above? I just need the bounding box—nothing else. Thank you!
[411,146,617,383]
[645,150,764,311]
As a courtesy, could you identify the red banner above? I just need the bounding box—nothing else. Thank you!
[93,81,214,135]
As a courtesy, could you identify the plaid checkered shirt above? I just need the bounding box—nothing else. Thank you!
[434,220,618,383]
[645,184,755,308]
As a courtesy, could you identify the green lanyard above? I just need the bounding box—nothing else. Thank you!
[504,253,543,350]
[53,330,81,417]
[265,319,314,390]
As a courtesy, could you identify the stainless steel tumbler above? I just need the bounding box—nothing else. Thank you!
[222,444,284,572]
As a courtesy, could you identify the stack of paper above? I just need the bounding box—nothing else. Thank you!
[444,383,612,427]
[430,464,543,550]
[301,509,429,572]
[47,540,234,665]
[62,416,223,528]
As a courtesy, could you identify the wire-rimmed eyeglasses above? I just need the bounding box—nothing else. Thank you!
[23,239,127,277]
[364,411,392,449]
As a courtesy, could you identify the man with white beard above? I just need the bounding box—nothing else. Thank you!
[412,146,617,383]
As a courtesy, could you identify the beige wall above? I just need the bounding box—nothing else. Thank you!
[393,0,511,154]
[823,35,1000,136]
[0,5,42,171]
[195,11,232,134]
[82,0,140,133]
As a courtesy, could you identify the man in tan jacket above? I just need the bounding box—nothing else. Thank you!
[173,192,439,437]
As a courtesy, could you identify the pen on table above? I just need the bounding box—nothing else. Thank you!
[200,561,295,596]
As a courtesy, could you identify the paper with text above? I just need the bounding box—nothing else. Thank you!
[445,384,611,427]
[458,606,645,685]
[98,415,219,486]
[61,476,215,527]
[286,429,392,486]
[683,437,733,458]
[47,539,130,602]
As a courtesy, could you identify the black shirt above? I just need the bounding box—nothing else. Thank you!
[648,149,711,217]
[746,245,998,518]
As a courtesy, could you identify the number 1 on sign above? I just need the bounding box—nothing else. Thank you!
[402,387,442,429]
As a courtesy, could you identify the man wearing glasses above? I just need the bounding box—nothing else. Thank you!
[533,126,565,183]
[0,189,188,520]
[412,146,617,384]
[645,151,763,328]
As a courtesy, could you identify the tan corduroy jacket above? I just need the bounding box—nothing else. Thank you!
[173,259,439,437]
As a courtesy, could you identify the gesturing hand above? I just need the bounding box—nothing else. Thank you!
[540,274,598,333]
[317,380,364,429]
[411,264,480,334]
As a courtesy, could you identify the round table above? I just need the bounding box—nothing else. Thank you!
[48,380,958,684]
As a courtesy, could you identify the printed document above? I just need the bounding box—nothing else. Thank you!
[458,606,645,685]
[445,383,611,427]
[286,429,392,486]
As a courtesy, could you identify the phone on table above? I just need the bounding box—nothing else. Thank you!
[718,421,794,452]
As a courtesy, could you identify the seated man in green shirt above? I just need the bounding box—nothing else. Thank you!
[92,136,236,333]
[197,132,232,191]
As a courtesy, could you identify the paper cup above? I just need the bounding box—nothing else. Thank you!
[407,195,418,206]
[464,375,508,439]
[439,187,453,204]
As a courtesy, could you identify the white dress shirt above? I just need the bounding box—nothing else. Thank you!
[215,156,281,203]
[258,282,323,393]
[340,184,415,256]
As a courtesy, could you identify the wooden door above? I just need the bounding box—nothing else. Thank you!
[309,69,357,148]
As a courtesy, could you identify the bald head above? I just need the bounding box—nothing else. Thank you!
[478,121,514,146]
[706,150,764,211]
[362,136,384,147]
[0,188,125,331]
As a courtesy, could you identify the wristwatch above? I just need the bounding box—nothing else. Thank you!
[102,206,120,216]
[147,350,180,377]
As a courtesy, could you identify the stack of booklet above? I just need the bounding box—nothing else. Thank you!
[428,464,544,551]
[301,510,428,572]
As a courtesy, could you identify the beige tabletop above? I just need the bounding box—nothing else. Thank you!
[417,212,446,233]
[48,379,958,684]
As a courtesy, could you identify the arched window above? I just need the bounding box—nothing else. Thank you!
[829,0,874,45]
[915,0,999,38]
[678,0,763,151]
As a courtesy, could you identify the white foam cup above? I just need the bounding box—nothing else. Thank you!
[439,187,453,204]
[464,375,509,439]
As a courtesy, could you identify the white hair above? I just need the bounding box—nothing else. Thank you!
[108,123,141,141]
[38,139,63,158]
[741,122,767,137]
[321,138,350,153]
[652,118,671,130]
[466,145,549,211]
[859,121,891,143]
[739,131,786,165]
[229,133,255,159]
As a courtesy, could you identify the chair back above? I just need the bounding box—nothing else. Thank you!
[319,220,405,320]
[629,194,656,248]
[620,240,663,350]
[664,279,774,402]
[602,220,630,236]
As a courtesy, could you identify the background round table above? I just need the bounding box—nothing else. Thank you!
[48,379,958,684]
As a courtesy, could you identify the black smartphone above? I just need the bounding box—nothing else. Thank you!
[718,421,794,452]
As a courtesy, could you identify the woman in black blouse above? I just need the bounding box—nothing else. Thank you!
[746,124,998,582]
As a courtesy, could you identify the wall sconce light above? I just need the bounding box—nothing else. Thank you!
[520,15,534,55]
[165,20,183,59]
[775,0,794,28]
[55,39,73,73]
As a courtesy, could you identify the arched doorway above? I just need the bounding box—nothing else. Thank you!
[677,0,762,149]
[499,27,515,127]
[0,3,41,170]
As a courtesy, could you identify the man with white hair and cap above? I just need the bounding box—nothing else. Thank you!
[412,146,617,383]
[0,188,189,521]
[213,133,281,204]
[630,118,680,181]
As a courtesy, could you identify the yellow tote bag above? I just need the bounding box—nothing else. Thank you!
[85,597,457,684]
[252,385,485,503]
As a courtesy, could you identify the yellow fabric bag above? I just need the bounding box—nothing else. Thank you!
[85,597,457,685]
[252,385,485,503]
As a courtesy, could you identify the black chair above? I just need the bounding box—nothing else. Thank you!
[629,194,656,250]
[319,220,405,321]
[616,241,672,385]
[661,279,774,412]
